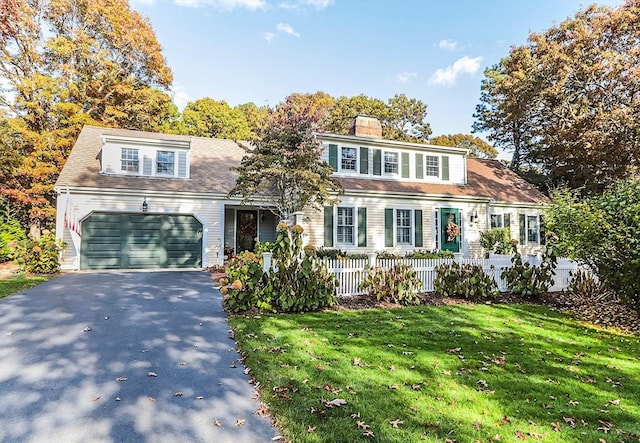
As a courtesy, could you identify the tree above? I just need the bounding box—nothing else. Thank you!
[429,134,498,158]
[474,1,640,195]
[180,98,251,140]
[0,0,174,228]
[322,93,431,142]
[235,102,271,139]
[545,180,640,310]
[228,100,342,221]
[0,0,22,43]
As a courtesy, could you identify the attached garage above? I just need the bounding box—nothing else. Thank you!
[80,213,203,270]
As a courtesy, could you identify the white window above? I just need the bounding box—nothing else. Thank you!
[527,215,539,243]
[396,209,412,245]
[490,213,511,229]
[157,151,175,175]
[341,147,357,171]
[425,155,439,177]
[337,207,354,244]
[121,148,139,172]
[384,152,398,174]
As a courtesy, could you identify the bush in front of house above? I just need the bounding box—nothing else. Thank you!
[479,228,512,256]
[501,234,558,298]
[0,209,26,262]
[434,262,499,300]
[360,263,422,305]
[546,180,640,310]
[223,223,337,313]
[10,230,63,274]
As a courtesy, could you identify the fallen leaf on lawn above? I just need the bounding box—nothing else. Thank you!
[148,397,155,402]
[174,392,184,397]
[445,439,456,443]
[324,398,346,408]
[255,405,270,417]
[568,400,579,406]
[235,419,246,427]
[477,379,488,388]
[353,357,362,366]
[599,439,606,443]
[271,436,285,441]
[389,384,399,390]
[542,403,554,409]
[357,421,370,429]
[307,426,316,433]
[425,423,441,429]
[389,365,396,371]
[147,372,157,377]
[473,422,482,430]
[350,413,360,419]
[493,434,502,441]
[363,430,375,438]
[214,420,221,426]
[515,430,526,440]
[551,422,561,431]
[316,364,325,371]
[389,419,404,428]
[527,431,546,438]
[608,399,620,405]
[563,417,576,428]
[442,370,452,376]
[115,377,128,381]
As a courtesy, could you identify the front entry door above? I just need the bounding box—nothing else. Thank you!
[440,208,460,253]
[236,210,257,253]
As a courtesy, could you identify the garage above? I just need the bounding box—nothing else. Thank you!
[80,213,203,270]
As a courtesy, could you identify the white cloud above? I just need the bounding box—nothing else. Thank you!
[437,39,458,51]
[428,55,483,86]
[396,72,418,84]
[263,31,276,43]
[278,0,333,10]
[171,83,191,111]
[301,0,333,9]
[276,23,300,38]
[173,0,266,10]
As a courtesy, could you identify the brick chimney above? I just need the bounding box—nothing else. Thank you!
[349,115,382,138]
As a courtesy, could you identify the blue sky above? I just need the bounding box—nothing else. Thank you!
[131,0,623,140]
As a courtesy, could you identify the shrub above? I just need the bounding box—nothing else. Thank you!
[501,235,558,298]
[224,251,266,313]
[11,230,64,274]
[0,216,26,262]
[568,269,615,302]
[360,264,422,305]
[434,262,498,300]
[479,228,512,256]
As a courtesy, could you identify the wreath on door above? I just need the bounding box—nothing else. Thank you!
[446,222,459,242]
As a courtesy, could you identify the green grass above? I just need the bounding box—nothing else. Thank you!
[229,304,640,443]
[0,275,51,300]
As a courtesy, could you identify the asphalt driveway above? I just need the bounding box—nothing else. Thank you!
[0,271,279,443]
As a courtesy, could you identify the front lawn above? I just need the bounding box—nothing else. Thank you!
[229,304,640,443]
[0,275,51,300]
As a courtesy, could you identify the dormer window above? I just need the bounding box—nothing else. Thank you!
[425,155,439,177]
[157,151,175,175]
[341,147,357,171]
[384,152,398,174]
[121,148,139,172]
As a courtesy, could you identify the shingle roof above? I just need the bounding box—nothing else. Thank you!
[337,158,549,204]
[55,125,247,194]
[57,126,548,204]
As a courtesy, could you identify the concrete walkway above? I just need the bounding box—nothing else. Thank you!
[0,271,279,443]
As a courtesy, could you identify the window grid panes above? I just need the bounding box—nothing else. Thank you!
[425,155,439,177]
[337,207,354,244]
[396,209,411,245]
[384,152,399,174]
[490,214,503,229]
[341,147,357,171]
[157,151,175,175]
[527,215,539,243]
[121,148,139,172]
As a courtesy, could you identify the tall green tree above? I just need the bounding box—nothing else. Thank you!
[322,93,431,142]
[429,134,498,158]
[180,98,251,140]
[0,0,174,228]
[228,99,342,221]
[474,1,640,194]
[235,102,271,139]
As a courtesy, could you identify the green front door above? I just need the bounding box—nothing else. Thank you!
[80,213,202,270]
[440,208,460,253]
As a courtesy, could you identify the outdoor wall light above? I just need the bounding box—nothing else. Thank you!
[470,209,479,223]
[142,197,149,213]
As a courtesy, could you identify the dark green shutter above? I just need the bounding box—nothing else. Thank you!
[328,144,338,171]
[384,208,394,247]
[357,207,367,247]
[415,153,423,179]
[324,206,334,247]
[441,155,450,181]
[414,209,423,247]
[359,147,369,174]
[504,213,511,228]
[401,152,410,178]
[373,149,382,176]
[519,214,526,245]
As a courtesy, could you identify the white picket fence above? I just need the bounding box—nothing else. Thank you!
[319,254,583,297]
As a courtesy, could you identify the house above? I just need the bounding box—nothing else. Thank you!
[54,118,548,270]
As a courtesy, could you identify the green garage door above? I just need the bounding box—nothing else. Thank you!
[80,213,203,270]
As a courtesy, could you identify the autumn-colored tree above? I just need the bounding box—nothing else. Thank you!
[322,93,431,142]
[0,0,174,228]
[429,134,498,158]
[0,0,22,43]
[474,1,640,194]
[179,98,251,140]
[228,100,342,221]
[235,102,271,139]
